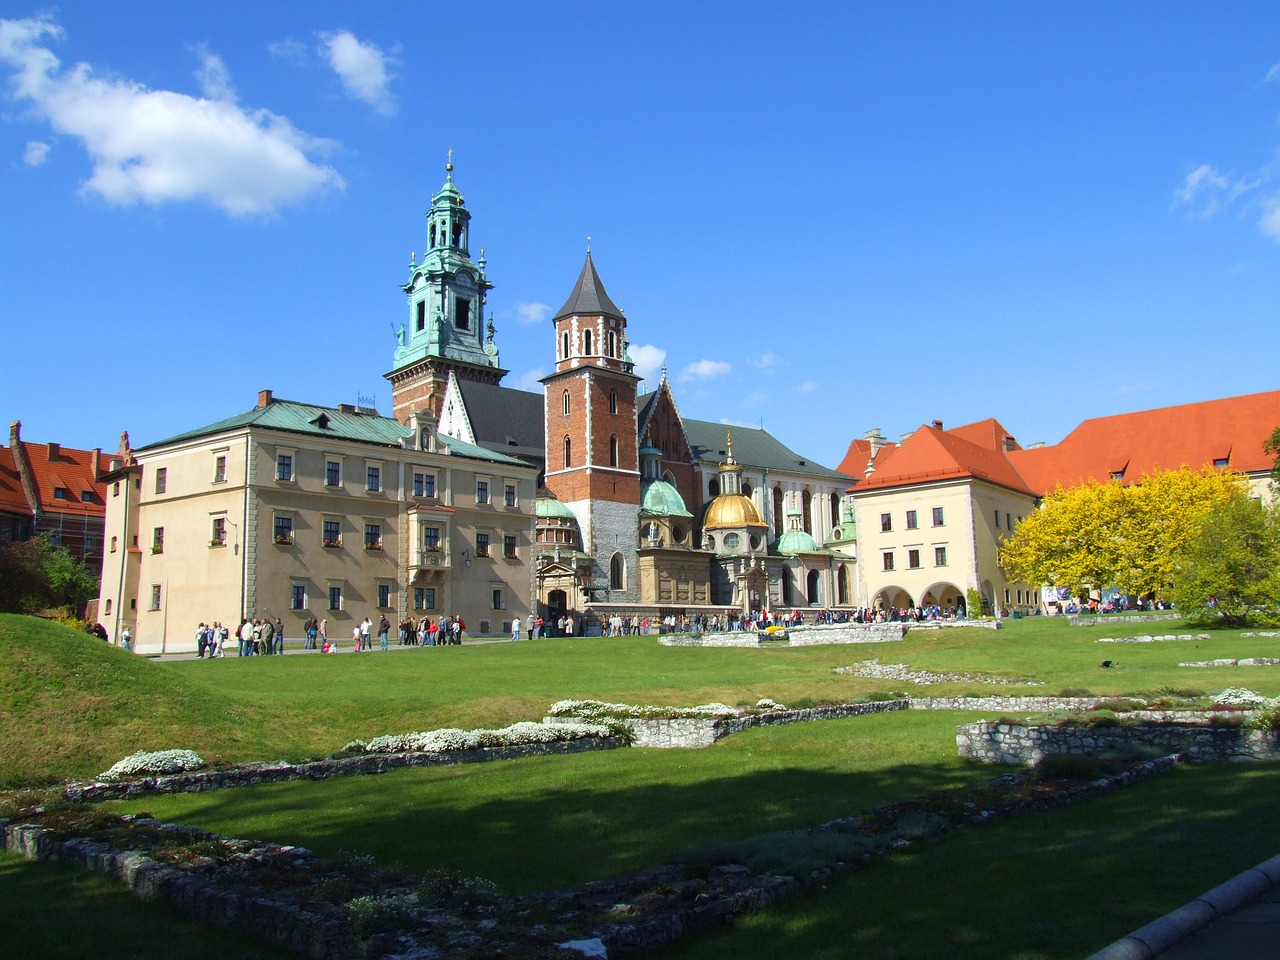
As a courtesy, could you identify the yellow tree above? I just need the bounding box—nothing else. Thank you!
[1000,466,1247,600]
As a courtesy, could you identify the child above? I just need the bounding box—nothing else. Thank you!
[352,625,362,651]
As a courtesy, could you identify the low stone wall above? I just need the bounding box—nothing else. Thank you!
[1068,612,1182,626]
[788,623,909,644]
[1181,657,1280,668]
[551,701,910,749]
[2,818,361,959]
[658,635,763,648]
[65,735,625,803]
[911,618,1004,631]
[914,696,1102,712]
[957,721,1280,765]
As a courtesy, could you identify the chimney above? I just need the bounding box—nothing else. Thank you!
[46,441,60,461]
[1003,435,1018,452]
[92,448,102,478]
[257,389,273,408]
[899,431,914,444]
[9,421,19,447]
[338,403,356,414]
[864,428,890,457]
[931,419,944,430]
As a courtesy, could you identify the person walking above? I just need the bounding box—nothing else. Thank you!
[274,617,284,655]
[360,616,372,652]
[379,615,390,651]
[511,617,521,641]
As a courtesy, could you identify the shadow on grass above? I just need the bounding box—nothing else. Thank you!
[116,746,990,893]
[0,852,292,960]
[657,760,1280,960]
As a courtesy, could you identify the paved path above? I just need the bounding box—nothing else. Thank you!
[1086,854,1280,960]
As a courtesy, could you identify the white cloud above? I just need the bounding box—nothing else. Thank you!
[747,350,777,370]
[1173,162,1269,221]
[629,343,666,384]
[679,359,731,382]
[0,15,344,216]
[797,380,817,394]
[515,368,547,393]
[1266,63,1280,84]
[318,30,395,116]
[1259,197,1280,241]
[193,45,236,102]
[514,301,550,325]
[22,139,48,165]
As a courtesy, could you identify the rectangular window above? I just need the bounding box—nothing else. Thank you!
[935,546,948,566]
[325,459,342,487]
[154,468,167,494]
[328,585,343,611]
[113,481,120,497]
[323,519,341,547]
[291,583,306,610]
[276,453,293,482]
[932,507,944,526]
[476,532,490,558]
[476,479,489,504]
[503,534,517,559]
[53,487,69,500]
[214,455,227,483]
[423,527,440,551]
[150,584,162,611]
[505,483,517,508]
[994,510,1000,529]
[880,513,892,532]
[905,509,917,530]
[378,583,391,608]
[492,588,504,610]
[908,549,921,569]
[211,517,226,547]
[416,299,425,331]
[1006,512,1013,530]
[366,465,381,492]
[882,551,895,572]
[456,297,470,330]
[414,587,436,610]
[413,471,436,497]
[151,527,164,554]
[274,515,293,544]
[365,523,382,549]
[81,490,94,503]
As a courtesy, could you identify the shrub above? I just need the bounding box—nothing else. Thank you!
[891,810,949,840]
[346,894,418,941]
[677,828,876,878]
[416,868,499,909]
[1208,713,1246,728]
[1212,688,1270,709]
[98,749,204,782]
[1249,701,1280,731]
[1093,698,1145,713]
[1057,687,1093,698]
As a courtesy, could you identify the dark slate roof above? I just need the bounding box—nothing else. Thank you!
[683,419,853,481]
[456,381,546,466]
[552,252,624,321]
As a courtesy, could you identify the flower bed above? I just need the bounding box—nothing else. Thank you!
[346,719,616,755]
[835,659,1041,686]
[98,749,204,782]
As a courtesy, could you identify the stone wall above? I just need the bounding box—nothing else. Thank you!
[910,618,1004,631]
[65,735,625,803]
[788,623,909,644]
[1067,612,1182,627]
[957,721,1280,765]
[554,701,910,748]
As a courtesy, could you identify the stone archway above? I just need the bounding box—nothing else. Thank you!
[873,586,913,611]
[920,582,964,614]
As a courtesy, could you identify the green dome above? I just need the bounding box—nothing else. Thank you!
[535,496,578,520]
[640,478,692,518]
[777,529,822,554]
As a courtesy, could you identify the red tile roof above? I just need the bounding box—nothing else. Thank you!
[2,440,106,518]
[856,425,1033,495]
[946,418,1022,453]
[1007,390,1280,495]
[0,447,28,515]
[837,438,873,477]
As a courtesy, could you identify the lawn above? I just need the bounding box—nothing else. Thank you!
[4,613,1280,957]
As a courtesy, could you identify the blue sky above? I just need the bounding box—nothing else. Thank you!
[2,2,1279,471]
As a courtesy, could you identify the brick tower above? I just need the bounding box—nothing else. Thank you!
[386,156,505,422]
[542,252,642,601]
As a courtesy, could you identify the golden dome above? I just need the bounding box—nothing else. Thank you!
[702,493,765,531]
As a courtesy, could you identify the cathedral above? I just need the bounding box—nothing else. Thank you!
[396,161,857,622]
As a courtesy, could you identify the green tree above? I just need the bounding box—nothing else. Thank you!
[1172,496,1280,627]
[1265,425,1280,491]
[0,536,99,614]
[1000,467,1247,601]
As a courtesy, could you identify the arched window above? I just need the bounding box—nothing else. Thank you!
[562,390,571,416]
[607,330,616,357]
[610,553,624,590]
[708,477,720,498]
[583,329,593,355]
[609,389,618,415]
[563,436,572,469]
[802,490,813,535]
[562,331,569,360]
[838,566,849,605]
[830,493,840,528]
[742,482,753,498]
[609,434,619,467]
[772,487,784,539]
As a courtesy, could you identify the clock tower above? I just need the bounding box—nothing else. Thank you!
[386,157,505,422]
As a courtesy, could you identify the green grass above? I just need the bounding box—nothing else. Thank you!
[0,851,292,960]
[6,612,1280,957]
[659,760,1280,960]
[109,711,993,892]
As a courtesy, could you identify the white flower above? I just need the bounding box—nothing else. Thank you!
[99,749,204,782]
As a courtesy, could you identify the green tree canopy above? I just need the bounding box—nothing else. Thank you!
[999,466,1246,600]
[1172,496,1280,627]
[0,536,99,615]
